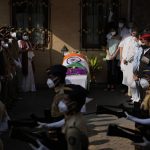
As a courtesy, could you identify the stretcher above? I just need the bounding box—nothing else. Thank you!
[62,52,90,90]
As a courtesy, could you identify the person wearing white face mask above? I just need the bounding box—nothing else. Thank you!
[118,18,130,40]
[131,33,150,104]
[8,28,23,100]
[18,32,36,92]
[105,28,120,91]
[10,84,88,150]
[22,35,29,41]
[37,84,89,150]
[30,64,67,124]
[119,28,141,103]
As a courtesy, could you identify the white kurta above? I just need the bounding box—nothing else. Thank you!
[22,51,36,92]
[120,36,138,86]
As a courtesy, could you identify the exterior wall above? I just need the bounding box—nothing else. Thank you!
[132,0,150,30]
[1,0,150,86]
[51,0,80,64]
[0,0,10,25]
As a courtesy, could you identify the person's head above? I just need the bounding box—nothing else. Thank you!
[22,32,29,41]
[110,28,117,36]
[10,28,17,38]
[57,84,87,114]
[118,18,126,28]
[130,27,138,38]
[1,38,9,49]
[140,33,150,47]
[16,31,23,40]
[46,64,67,88]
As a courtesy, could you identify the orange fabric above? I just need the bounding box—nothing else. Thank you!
[63,53,86,63]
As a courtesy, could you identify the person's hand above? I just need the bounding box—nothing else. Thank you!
[29,139,49,150]
[124,111,133,121]
[133,137,150,148]
[36,122,48,129]
[123,60,128,65]
[109,55,115,60]
[124,111,129,119]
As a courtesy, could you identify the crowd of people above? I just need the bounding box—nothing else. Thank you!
[0,26,36,108]
[105,18,150,103]
[0,17,150,149]
[103,18,150,149]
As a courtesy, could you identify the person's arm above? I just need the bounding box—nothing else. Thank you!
[125,112,150,125]
[37,119,65,129]
[29,139,49,150]
[119,47,123,62]
[111,47,120,59]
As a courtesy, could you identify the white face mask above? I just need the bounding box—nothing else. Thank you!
[46,78,55,88]
[10,32,16,38]
[111,31,116,36]
[9,38,13,43]
[58,100,68,113]
[118,23,124,28]
[22,36,29,40]
[2,43,9,48]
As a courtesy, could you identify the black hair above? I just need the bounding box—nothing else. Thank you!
[47,64,67,84]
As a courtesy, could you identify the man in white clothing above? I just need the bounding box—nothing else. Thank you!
[119,28,140,102]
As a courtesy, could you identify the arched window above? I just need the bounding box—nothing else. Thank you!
[81,0,120,49]
[11,0,50,49]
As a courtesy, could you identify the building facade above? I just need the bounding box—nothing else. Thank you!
[0,0,150,86]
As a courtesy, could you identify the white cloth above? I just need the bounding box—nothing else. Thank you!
[130,78,149,102]
[22,51,36,92]
[120,36,138,85]
[106,38,120,60]
[133,46,143,73]
[65,75,88,89]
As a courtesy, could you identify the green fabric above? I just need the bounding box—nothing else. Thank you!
[66,62,84,68]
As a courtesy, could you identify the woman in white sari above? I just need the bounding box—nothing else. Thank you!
[18,33,36,92]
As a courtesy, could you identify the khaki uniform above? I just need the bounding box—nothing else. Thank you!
[51,84,66,118]
[62,113,89,150]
